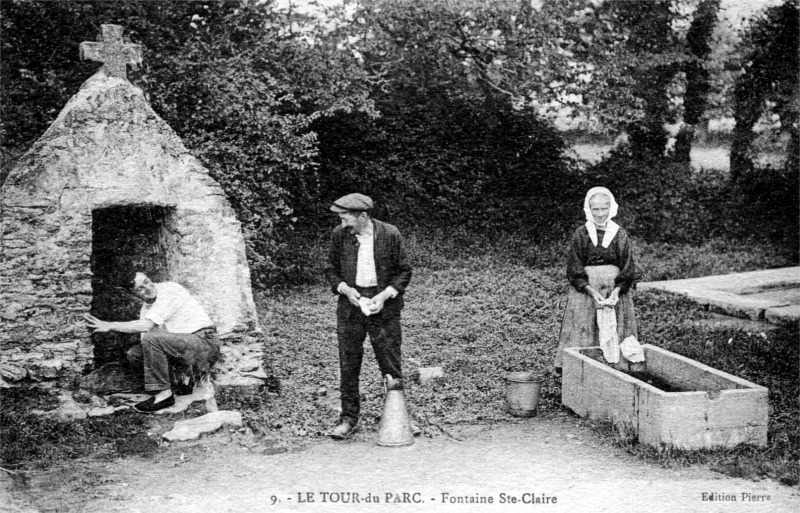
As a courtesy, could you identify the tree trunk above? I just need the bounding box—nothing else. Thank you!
[729,120,756,180]
[675,0,719,164]
[730,81,761,180]
[673,124,694,163]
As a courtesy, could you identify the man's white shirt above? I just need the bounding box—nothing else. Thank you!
[139,282,212,333]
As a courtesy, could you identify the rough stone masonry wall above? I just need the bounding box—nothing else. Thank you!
[1,72,262,388]
[1,200,95,383]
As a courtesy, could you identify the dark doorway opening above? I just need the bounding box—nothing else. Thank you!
[90,204,176,367]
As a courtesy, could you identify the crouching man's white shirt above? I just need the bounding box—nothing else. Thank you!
[139,282,213,333]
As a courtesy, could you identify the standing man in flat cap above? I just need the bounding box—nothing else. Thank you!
[324,193,413,439]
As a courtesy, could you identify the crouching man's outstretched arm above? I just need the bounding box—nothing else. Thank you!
[84,313,154,333]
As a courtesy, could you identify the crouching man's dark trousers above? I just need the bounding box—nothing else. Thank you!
[337,288,403,425]
[127,327,220,392]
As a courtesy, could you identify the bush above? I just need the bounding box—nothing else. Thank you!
[583,148,799,249]
[734,165,800,245]
[0,0,376,288]
[0,388,149,469]
[312,96,571,232]
[305,0,575,234]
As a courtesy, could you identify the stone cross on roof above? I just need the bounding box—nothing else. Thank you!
[80,24,142,79]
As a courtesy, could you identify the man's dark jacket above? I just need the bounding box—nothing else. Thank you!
[324,219,412,318]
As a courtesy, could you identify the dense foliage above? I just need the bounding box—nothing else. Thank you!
[1,0,376,285]
[583,148,799,247]
[311,6,571,230]
[674,0,720,162]
[730,0,799,179]
[1,0,797,285]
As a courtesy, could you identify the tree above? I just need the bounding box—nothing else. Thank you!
[674,0,720,163]
[730,0,799,179]
[307,0,572,228]
[354,0,693,155]
[0,0,377,284]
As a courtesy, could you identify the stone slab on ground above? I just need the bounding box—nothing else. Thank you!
[747,288,800,304]
[214,374,267,387]
[153,380,217,415]
[641,267,800,295]
[30,377,222,421]
[162,410,243,442]
[689,312,781,332]
[98,380,216,415]
[640,266,800,325]
[683,289,782,320]
[411,366,445,386]
[766,305,800,327]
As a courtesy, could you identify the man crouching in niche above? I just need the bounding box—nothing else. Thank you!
[84,270,220,413]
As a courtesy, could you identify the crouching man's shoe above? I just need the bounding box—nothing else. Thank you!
[134,394,175,413]
[330,419,357,440]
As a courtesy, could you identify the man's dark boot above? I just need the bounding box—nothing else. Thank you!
[330,419,357,440]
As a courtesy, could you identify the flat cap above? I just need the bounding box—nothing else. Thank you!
[330,193,374,213]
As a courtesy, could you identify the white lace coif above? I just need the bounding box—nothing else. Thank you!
[583,186,620,248]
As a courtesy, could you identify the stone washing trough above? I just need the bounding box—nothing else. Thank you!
[562,345,768,450]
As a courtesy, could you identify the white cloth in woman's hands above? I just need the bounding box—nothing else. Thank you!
[597,297,618,307]
[621,336,645,362]
[596,306,620,363]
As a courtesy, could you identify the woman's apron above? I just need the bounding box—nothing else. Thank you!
[554,265,637,368]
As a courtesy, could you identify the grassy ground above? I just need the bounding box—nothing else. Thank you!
[0,389,153,469]
[2,229,797,486]
[568,142,785,171]
[232,229,798,485]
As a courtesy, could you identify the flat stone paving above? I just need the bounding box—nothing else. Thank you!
[639,267,800,326]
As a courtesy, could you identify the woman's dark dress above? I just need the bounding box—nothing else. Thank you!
[554,224,638,368]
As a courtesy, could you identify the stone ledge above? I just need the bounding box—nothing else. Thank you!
[162,410,243,442]
[213,374,267,387]
[689,312,782,333]
[683,289,786,320]
[639,267,800,296]
[765,305,800,326]
[639,267,800,325]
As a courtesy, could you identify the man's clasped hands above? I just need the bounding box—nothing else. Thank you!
[339,284,391,316]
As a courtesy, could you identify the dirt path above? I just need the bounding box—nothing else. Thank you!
[3,414,797,513]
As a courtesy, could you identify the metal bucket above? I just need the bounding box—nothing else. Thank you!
[506,372,544,417]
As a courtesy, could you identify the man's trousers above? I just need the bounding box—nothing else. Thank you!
[337,287,403,424]
[127,327,220,392]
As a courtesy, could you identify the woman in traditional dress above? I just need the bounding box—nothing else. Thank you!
[554,187,638,374]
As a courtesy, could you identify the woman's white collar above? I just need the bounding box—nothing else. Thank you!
[585,220,619,248]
